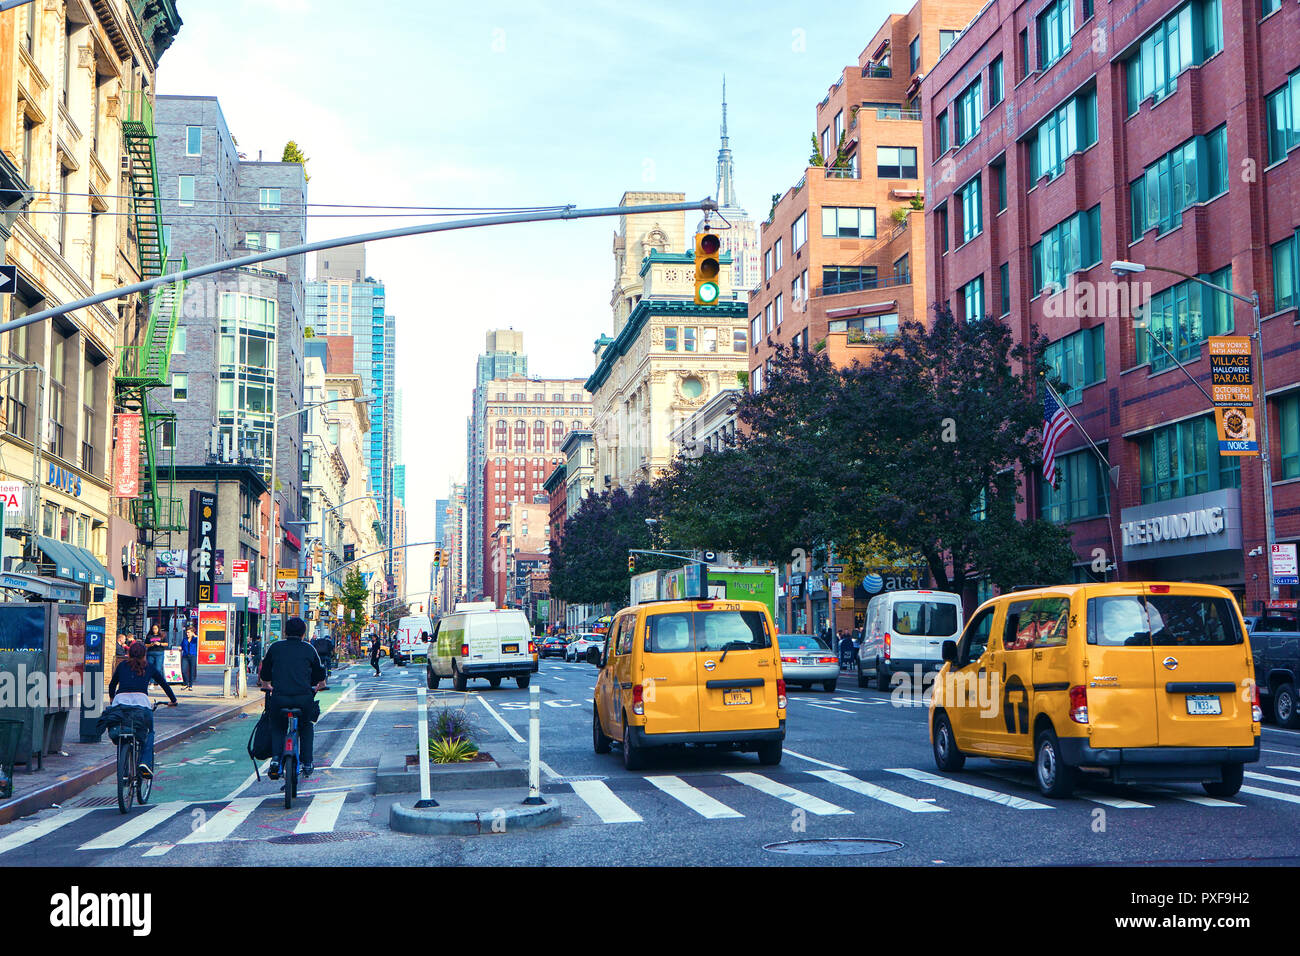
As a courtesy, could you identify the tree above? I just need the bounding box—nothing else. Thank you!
[282,140,310,182]
[550,484,666,607]
[339,569,369,643]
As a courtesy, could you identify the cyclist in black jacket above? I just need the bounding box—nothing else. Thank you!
[259,617,327,779]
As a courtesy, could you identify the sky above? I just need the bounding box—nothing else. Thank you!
[156,0,902,598]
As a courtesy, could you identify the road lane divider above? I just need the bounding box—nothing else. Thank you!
[331,699,378,769]
[476,694,525,744]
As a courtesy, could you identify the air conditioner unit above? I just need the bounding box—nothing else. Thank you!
[120,156,131,173]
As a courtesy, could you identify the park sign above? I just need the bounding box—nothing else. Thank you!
[1209,337,1258,456]
[186,489,219,605]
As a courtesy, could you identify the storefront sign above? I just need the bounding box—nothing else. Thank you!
[46,464,82,497]
[1120,489,1243,562]
[156,549,187,578]
[186,490,219,605]
[232,559,249,597]
[0,481,22,513]
[1272,544,1298,586]
[197,603,232,665]
[113,413,142,497]
[1209,337,1258,456]
[283,528,301,550]
[1123,507,1224,546]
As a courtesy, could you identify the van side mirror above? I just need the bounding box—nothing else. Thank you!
[941,640,957,664]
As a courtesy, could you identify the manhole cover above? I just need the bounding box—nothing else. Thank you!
[763,838,903,856]
[554,775,607,784]
[72,797,119,808]
[268,830,375,845]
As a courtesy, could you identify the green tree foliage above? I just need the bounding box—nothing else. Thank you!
[549,484,668,606]
[339,569,369,642]
[282,140,310,181]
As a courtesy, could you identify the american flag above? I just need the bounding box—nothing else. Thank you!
[1042,390,1073,489]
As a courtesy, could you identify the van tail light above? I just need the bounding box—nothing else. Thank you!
[1068,685,1089,724]
[777,679,787,710]
[632,684,644,716]
[1251,683,1262,723]
[460,643,469,657]
[527,641,536,655]
[884,634,891,661]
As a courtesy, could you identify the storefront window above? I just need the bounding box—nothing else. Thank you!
[1138,415,1240,503]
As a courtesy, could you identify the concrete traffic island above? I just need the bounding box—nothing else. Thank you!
[389,791,561,835]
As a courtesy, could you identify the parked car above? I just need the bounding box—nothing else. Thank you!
[566,632,605,663]
[777,634,839,692]
[539,635,569,659]
[931,582,1260,798]
[1250,608,1300,727]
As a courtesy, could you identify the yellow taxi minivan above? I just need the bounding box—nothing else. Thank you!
[593,598,786,770]
[929,582,1260,798]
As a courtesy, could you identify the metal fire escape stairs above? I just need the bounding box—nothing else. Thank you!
[113,92,187,533]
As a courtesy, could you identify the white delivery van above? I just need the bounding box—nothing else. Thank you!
[427,604,537,690]
[857,589,963,691]
[395,614,434,664]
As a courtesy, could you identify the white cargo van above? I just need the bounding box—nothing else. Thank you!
[857,589,963,691]
[427,604,537,690]
[395,614,433,664]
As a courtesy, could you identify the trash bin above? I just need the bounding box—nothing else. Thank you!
[0,718,24,800]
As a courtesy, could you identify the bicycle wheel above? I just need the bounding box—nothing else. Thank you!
[282,754,297,809]
[116,741,135,814]
[136,761,153,805]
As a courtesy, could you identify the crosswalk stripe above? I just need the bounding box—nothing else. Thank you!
[1241,785,1300,806]
[177,797,264,844]
[724,771,852,815]
[809,769,948,813]
[978,770,1153,809]
[1246,771,1300,789]
[885,768,1053,810]
[570,780,642,823]
[0,808,101,855]
[78,801,189,851]
[295,792,347,834]
[1265,765,1300,775]
[646,775,743,819]
[1171,794,1244,807]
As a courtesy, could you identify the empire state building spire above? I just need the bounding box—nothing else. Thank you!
[715,76,736,209]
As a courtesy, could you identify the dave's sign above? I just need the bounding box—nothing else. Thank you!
[186,489,218,605]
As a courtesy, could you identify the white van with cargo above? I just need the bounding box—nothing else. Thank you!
[857,589,963,691]
[395,614,433,664]
[427,604,537,690]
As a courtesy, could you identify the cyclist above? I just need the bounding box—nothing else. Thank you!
[311,630,335,677]
[258,616,326,780]
[107,641,178,778]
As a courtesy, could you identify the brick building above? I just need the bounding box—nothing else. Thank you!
[924,0,1300,610]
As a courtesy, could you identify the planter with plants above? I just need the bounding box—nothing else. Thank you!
[427,706,492,764]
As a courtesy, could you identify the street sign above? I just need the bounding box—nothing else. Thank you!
[273,590,288,602]
[1209,337,1258,457]
[1271,544,1298,586]
[0,265,16,296]
[232,559,249,597]
[276,568,298,581]
[823,565,844,575]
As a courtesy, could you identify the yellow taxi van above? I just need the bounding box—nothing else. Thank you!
[929,582,1260,798]
[593,598,786,771]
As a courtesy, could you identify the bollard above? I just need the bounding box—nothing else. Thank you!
[414,686,437,808]
[222,666,231,698]
[523,683,544,805]
[237,653,247,698]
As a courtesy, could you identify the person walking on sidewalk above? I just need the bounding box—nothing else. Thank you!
[108,642,178,778]
[180,626,198,690]
[369,634,381,676]
[145,624,166,678]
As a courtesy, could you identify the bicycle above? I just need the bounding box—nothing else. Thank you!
[114,701,161,815]
[262,689,307,809]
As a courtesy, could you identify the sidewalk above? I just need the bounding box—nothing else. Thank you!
[0,664,262,825]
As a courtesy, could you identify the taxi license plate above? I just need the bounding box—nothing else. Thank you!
[1186,695,1222,715]
[503,644,519,654]
[723,690,752,706]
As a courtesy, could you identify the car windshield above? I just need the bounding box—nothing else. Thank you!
[1091,594,1243,647]
[778,634,830,650]
[892,600,959,637]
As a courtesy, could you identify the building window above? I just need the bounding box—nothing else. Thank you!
[683,328,696,352]
[876,146,918,179]
[259,188,281,211]
[1265,70,1300,165]
[178,175,195,207]
[266,232,280,251]
[1030,88,1098,184]
[894,255,911,284]
[1037,0,1073,70]
[764,248,772,280]
[1019,28,1030,79]
[773,294,784,327]
[1031,205,1101,294]
[733,328,747,352]
[1273,233,1298,311]
[773,237,783,270]
[791,212,807,250]
[1135,266,1234,370]
[834,110,844,145]
[1129,125,1228,238]
[993,158,1007,212]
[186,126,202,156]
[959,274,985,321]
[172,373,188,402]
[702,328,717,353]
[1280,393,1300,478]
[1041,450,1106,522]
[909,35,920,74]
[957,175,982,244]
[828,312,899,337]
[954,79,981,147]
[665,327,678,351]
[999,262,1011,316]
[821,206,877,239]
[172,326,186,355]
[1045,325,1105,403]
[939,29,959,56]
[1125,0,1224,114]
[1138,414,1240,503]
[989,55,1004,107]
[822,266,877,295]
[938,205,949,254]
[246,232,261,250]
[937,109,949,154]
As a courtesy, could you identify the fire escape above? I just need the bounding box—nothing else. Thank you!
[114,91,188,534]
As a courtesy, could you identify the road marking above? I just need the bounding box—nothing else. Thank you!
[476,694,525,744]
[553,677,565,682]
[0,808,101,856]
[295,792,347,833]
[725,772,851,815]
[1247,771,1300,788]
[142,844,173,857]
[885,768,1053,810]
[538,759,561,781]
[224,761,270,800]
[1241,784,1300,805]
[331,699,378,768]
[177,797,265,844]
[806,703,855,714]
[570,780,642,823]
[979,770,1153,809]
[810,769,948,813]
[1262,749,1300,755]
[78,801,189,851]
[1170,794,1244,807]
[1266,764,1300,772]
[646,775,743,819]
[780,749,847,771]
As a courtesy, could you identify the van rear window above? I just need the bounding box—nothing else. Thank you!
[1090,595,1242,647]
[644,611,771,653]
[892,601,959,637]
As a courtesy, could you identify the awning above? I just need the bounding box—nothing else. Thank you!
[0,570,82,602]
[35,537,88,584]
[67,543,116,591]
[827,300,898,318]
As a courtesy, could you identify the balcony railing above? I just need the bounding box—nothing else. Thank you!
[862,63,892,78]
[876,107,921,121]
[816,272,913,298]
[824,167,859,179]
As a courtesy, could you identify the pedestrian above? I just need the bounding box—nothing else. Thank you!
[145,623,166,677]
[369,633,381,677]
[180,625,198,691]
[840,630,855,670]
[117,629,135,659]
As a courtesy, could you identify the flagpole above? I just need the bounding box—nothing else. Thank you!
[1042,379,1121,582]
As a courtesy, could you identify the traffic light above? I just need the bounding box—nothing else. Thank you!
[434,548,442,567]
[694,230,721,305]
[628,554,636,573]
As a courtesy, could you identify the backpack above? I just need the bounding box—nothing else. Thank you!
[247,710,272,779]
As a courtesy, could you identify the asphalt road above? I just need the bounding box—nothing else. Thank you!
[3,656,1300,866]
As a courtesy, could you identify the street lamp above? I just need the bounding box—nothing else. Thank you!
[1111,260,1274,600]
